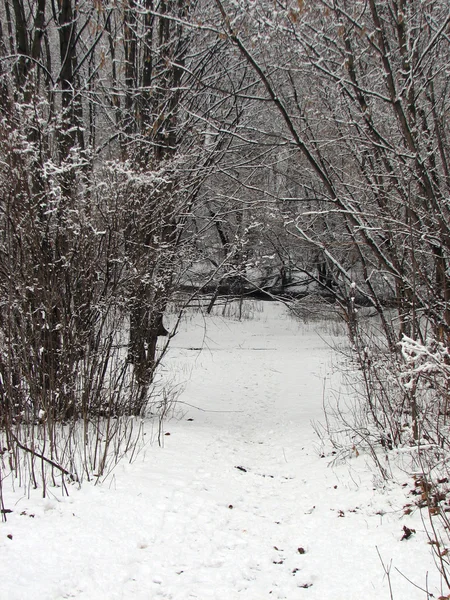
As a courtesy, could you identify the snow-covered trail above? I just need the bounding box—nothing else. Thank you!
[0,301,443,599]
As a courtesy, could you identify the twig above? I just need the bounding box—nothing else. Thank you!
[394,567,434,597]
[377,547,394,600]
[9,433,73,478]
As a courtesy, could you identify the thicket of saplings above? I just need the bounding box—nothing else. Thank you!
[305,273,450,589]
[0,149,180,504]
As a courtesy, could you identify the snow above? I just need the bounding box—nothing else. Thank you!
[0,300,445,599]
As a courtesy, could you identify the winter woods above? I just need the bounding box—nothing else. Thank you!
[0,0,450,484]
[209,0,450,451]
[0,0,228,424]
[0,0,233,482]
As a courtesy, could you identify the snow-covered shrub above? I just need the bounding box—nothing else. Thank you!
[320,313,450,469]
[398,336,450,448]
[0,91,180,494]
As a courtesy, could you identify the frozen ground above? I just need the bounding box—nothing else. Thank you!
[0,300,446,599]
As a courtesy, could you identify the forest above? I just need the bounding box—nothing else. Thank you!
[1,0,450,595]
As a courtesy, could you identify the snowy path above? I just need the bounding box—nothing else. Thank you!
[1,301,443,599]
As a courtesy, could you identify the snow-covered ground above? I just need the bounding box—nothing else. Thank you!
[0,300,445,599]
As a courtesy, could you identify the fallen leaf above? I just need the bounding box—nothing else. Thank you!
[401,525,416,540]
